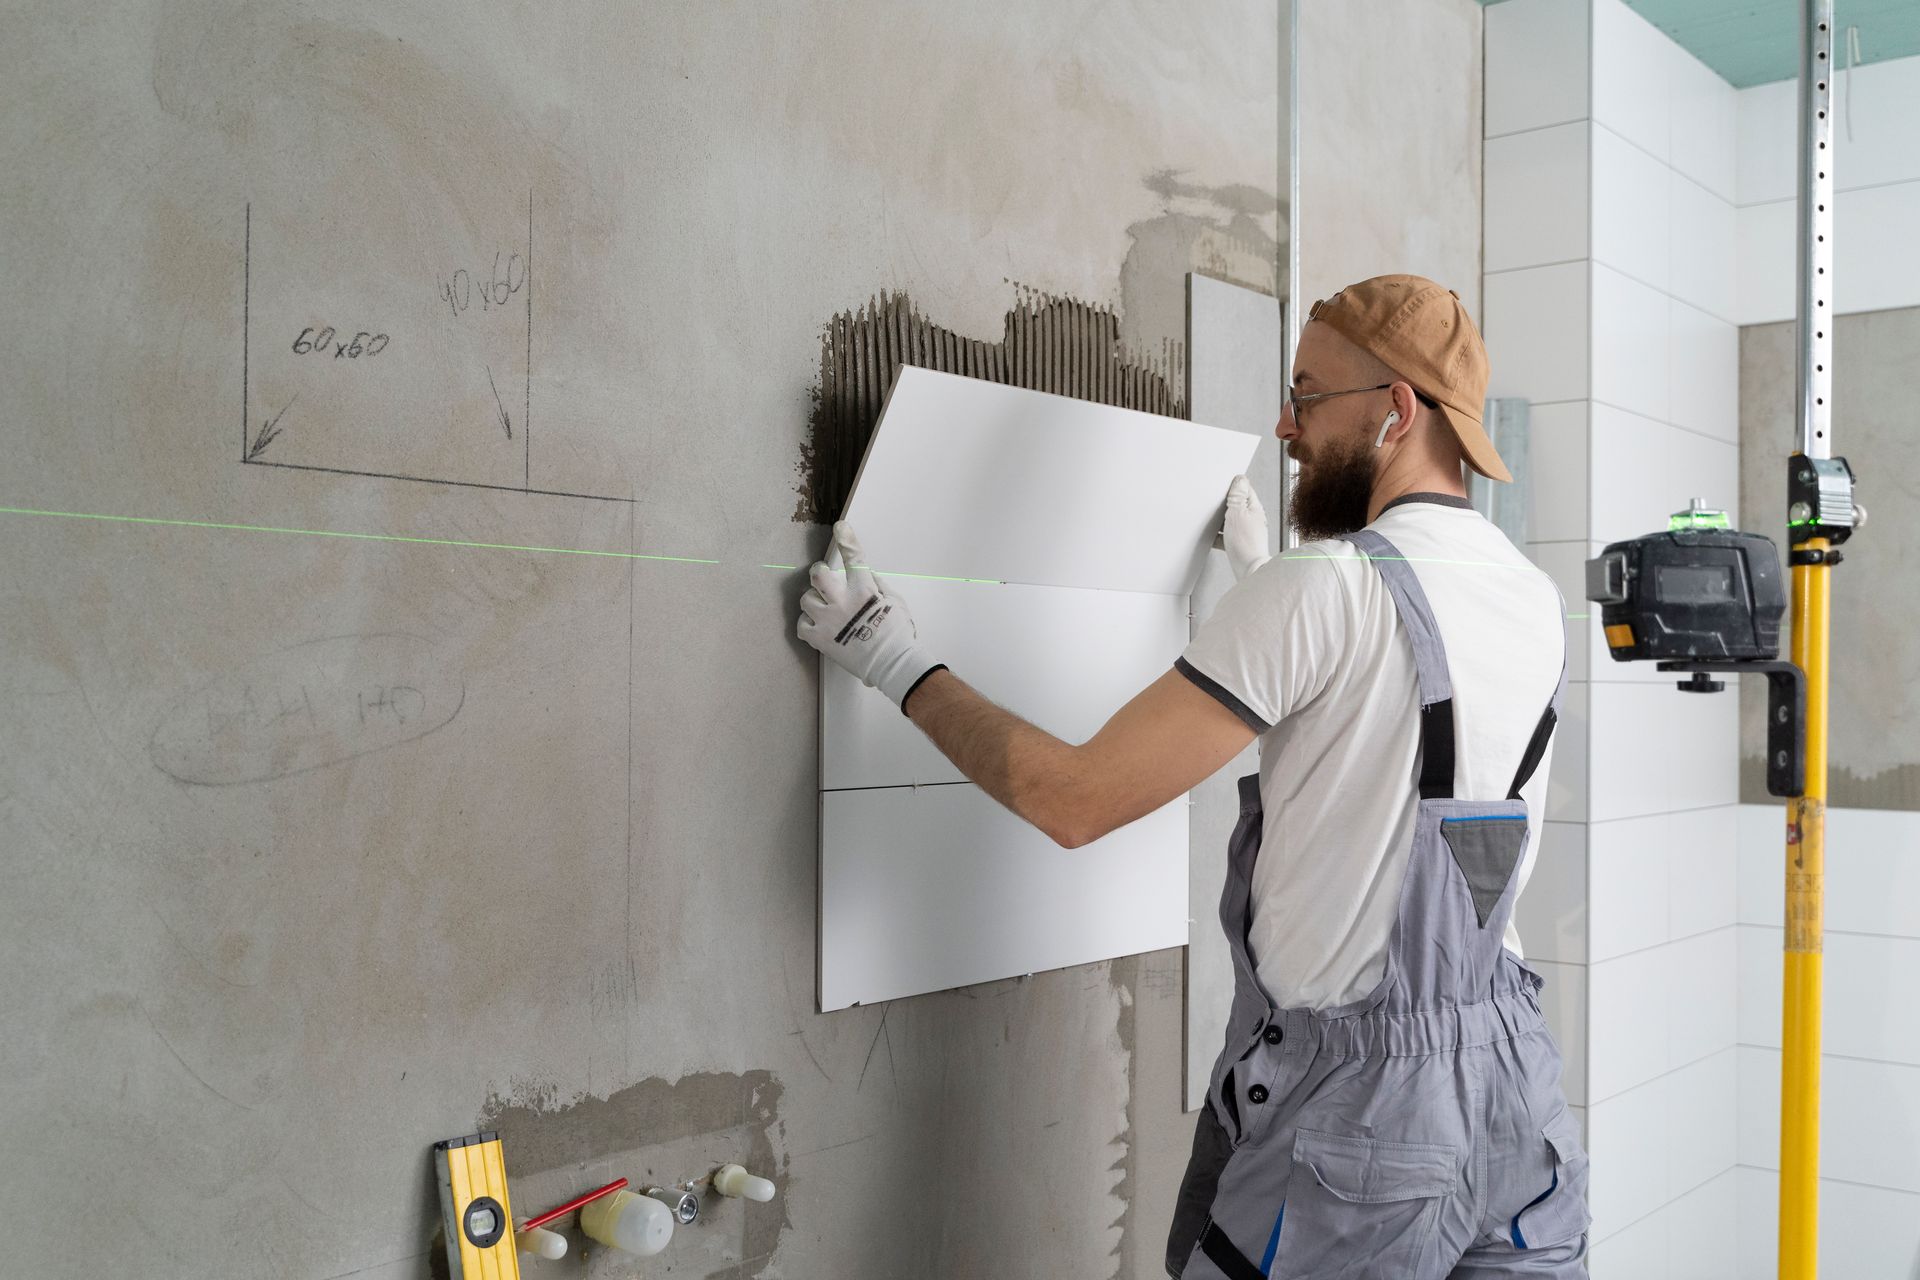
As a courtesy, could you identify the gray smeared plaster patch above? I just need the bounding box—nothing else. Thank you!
[1117,170,1284,365]
[1107,955,1141,1280]
[476,1071,788,1276]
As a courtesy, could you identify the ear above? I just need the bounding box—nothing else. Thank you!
[1380,381,1421,446]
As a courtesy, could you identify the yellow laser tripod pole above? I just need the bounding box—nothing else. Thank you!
[1779,1,1843,1273]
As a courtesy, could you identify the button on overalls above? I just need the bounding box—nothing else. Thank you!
[1168,529,1590,1280]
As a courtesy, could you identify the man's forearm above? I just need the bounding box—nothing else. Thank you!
[903,668,1091,847]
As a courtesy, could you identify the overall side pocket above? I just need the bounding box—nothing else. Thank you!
[1268,1129,1461,1280]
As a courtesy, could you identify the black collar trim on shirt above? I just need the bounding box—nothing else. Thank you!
[1379,491,1475,514]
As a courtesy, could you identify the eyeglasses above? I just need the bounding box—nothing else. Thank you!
[1287,382,1441,421]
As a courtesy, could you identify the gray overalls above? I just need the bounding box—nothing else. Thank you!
[1168,529,1590,1280]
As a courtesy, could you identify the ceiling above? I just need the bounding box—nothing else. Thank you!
[1480,0,1920,87]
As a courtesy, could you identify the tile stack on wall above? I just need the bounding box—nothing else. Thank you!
[1482,0,1743,1273]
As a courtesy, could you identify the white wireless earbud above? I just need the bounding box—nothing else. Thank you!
[1374,411,1401,448]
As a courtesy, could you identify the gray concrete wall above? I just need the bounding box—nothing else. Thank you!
[1298,0,1487,317]
[0,4,1482,1277]
[1739,309,1920,809]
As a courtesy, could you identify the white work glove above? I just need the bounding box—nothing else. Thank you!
[1217,474,1272,581]
[796,521,944,712]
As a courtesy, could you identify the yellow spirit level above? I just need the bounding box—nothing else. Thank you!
[433,1132,522,1280]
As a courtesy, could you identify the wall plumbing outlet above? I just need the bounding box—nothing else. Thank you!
[712,1164,776,1203]
[646,1186,701,1225]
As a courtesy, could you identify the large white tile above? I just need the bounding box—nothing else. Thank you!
[1486,0,1592,139]
[1547,681,1589,823]
[1591,0,1670,165]
[1535,958,1589,1106]
[1740,926,1920,1067]
[1834,54,1920,192]
[1739,805,1920,936]
[1590,944,1669,1099]
[1588,811,1670,962]
[1588,401,1739,552]
[1517,820,1589,965]
[1735,198,1794,326]
[1666,929,1737,1068]
[818,783,1186,1009]
[1739,1047,1920,1194]
[1669,173,1737,323]
[1590,263,1668,424]
[1667,300,1738,444]
[1665,1170,1739,1279]
[1837,180,1920,316]
[1485,262,1590,403]
[1591,123,1670,290]
[1526,541,1591,683]
[1588,1071,1671,1237]
[1486,122,1590,273]
[1738,1166,1920,1280]
[1588,682,1738,822]
[1667,805,1738,940]
[1667,1051,1738,1197]
[1736,78,1796,208]
[1525,400,1589,545]
[1668,48,1737,204]
[1590,1203,1669,1277]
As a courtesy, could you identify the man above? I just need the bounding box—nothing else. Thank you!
[797,274,1589,1278]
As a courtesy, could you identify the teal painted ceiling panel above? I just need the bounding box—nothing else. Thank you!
[1480,0,1920,87]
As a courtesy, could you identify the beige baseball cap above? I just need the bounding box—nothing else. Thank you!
[1307,274,1509,483]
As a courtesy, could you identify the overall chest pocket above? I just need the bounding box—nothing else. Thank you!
[1270,1130,1460,1280]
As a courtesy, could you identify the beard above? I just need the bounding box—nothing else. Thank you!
[1287,430,1377,541]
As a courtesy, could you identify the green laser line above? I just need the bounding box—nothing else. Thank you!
[0,505,721,565]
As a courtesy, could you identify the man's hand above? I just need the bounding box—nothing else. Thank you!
[796,521,943,711]
[1219,474,1272,581]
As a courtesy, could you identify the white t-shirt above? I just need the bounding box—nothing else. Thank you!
[1176,495,1564,1011]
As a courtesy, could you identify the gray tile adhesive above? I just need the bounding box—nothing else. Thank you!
[795,285,1187,523]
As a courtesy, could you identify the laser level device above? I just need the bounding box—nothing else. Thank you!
[433,1132,522,1280]
[1585,499,1808,798]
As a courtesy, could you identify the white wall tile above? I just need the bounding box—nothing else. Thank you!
[1666,929,1737,1068]
[1588,402,1739,548]
[1590,943,1669,1099]
[1525,400,1589,544]
[1588,812,1669,961]
[1669,1052,1740,1196]
[1667,805,1737,940]
[1665,1170,1739,1279]
[1535,958,1589,1105]
[1739,1046,1920,1194]
[1590,0,1670,164]
[1736,78,1796,208]
[1834,54,1920,190]
[1588,682,1738,822]
[1486,262,1591,403]
[1735,198,1794,326]
[1518,820,1589,965]
[1590,1203,1669,1278]
[1667,299,1739,443]
[1591,123,1670,289]
[1740,926,1920,1067]
[1486,0,1592,139]
[1738,1166,1920,1280]
[1669,173,1737,322]
[1668,49,1737,204]
[1738,805,1920,936]
[1837,180,1920,316]
[1487,122,1591,272]
[1590,262,1669,423]
[1589,1070,1671,1237]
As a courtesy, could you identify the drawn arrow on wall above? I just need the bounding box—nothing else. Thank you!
[485,365,513,440]
[247,397,296,460]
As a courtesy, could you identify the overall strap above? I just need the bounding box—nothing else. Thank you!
[1340,529,1456,800]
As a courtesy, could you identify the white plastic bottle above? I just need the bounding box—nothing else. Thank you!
[579,1189,675,1256]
